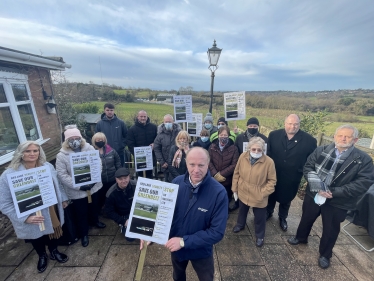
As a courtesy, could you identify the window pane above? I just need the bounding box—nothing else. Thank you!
[0,84,7,103]
[0,107,20,156]
[18,104,40,140]
[12,84,29,101]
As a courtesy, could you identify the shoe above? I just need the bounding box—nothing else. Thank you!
[81,235,89,247]
[37,253,48,273]
[256,238,264,247]
[95,221,106,228]
[318,256,330,269]
[266,212,273,221]
[287,237,308,245]
[50,249,69,263]
[279,218,288,231]
[229,200,239,212]
[233,225,244,233]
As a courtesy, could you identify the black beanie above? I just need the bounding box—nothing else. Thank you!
[247,117,259,126]
[217,117,228,126]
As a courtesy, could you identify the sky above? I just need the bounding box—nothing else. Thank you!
[1,0,374,91]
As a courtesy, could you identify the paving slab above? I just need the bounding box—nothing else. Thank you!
[0,266,15,281]
[144,243,171,266]
[96,244,139,281]
[216,235,263,266]
[88,217,119,236]
[5,250,53,281]
[0,234,33,266]
[283,236,342,266]
[219,265,271,281]
[112,231,143,245]
[45,266,100,281]
[300,265,357,281]
[333,244,374,281]
[225,212,251,236]
[246,217,284,244]
[141,265,173,281]
[59,235,111,267]
[260,244,308,281]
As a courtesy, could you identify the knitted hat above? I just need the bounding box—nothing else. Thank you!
[64,128,82,140]
[204,113,214,123]
[247,117,259,126]
[217,117,228,126]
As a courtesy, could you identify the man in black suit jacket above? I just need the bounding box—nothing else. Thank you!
[266,114,317,231]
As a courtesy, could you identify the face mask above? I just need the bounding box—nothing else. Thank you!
[201,137,209,142]
[68,139,81,149]
[204,123,212,130]
[314,193,326,206]
[164,123,173,130]
[95,141,105,148]
[178,141,187,147]
[247,128,258,135]
[250,152,262,158]
[219,137,229,145]
[217,125,223,129]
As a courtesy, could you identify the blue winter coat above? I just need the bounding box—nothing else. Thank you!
[170,171,228,261]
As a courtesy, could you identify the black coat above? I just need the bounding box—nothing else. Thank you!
[167,145,190,182]
[95,113,127,153]
[100,145,121,183]
[127,117,158,165]
[235,131,268,154]
[267,129,317,203]
[304,144,374,211]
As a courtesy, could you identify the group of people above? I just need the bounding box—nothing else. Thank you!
[0,102,373,280]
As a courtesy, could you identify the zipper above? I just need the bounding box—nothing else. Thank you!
[332,156,359,182]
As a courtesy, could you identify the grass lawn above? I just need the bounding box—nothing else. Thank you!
[74,168,90,175]
[16,190,41,201]
[134,209,157,220]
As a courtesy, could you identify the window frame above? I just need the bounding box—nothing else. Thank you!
[0,71,47,165]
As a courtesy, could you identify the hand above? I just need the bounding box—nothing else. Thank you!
[80,184,93,191]
[165,237,182,252]
[26,215,44,225]
[62,201,68,208]
[214,172,226,182]
[150,143,154,150]
[233,126,239,134]
[125,219,129,227]
[140,240,152,250]
[162,163,168,168]
[318,190,333,198]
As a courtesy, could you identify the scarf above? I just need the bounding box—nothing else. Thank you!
[308,145,354,192]
[250,156,259,166]
[172,146,189,168]
[48,204,63,239]
[245,130,258,141]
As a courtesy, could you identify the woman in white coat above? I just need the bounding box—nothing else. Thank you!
[0,141,69,273]
[56,127,105,248]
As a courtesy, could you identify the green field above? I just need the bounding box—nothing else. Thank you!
[91,101,374,137]
[134,208,157,220]
[74,168,90,175]
[16,190,41,201]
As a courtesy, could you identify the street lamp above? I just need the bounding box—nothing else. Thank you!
[207,40,222,113]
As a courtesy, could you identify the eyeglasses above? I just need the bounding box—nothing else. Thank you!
[250,148,263,152]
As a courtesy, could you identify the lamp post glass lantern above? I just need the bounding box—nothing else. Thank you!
[207,40,222,113]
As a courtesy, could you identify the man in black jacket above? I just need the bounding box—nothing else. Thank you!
[95,103,128,166]
[288,125,374,269]
[127,110,158,179]
[235,117,268,155]
[266,114,317,231]
[104,168,136,241]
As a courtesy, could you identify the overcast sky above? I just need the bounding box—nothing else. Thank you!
[1,0,374,91]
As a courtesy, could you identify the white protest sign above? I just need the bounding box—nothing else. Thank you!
[126,177,179,244]
[134,146,153,172]
[6,166,58,218]
[69,150,101,187]
[187,113,203,137]
[173,95,193,122]
[224,91,246,121]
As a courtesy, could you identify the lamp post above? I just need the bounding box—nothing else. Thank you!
[207,40,222,113]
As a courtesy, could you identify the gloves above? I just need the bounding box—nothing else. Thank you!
[214,172,226,183]
[79,184,94,191]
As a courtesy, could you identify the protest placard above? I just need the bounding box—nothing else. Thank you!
[224,91,246,120]
[125,177,179,245]
[69,150,101,187]
[173,95,193,122]
[6,166,58,218]
[134,146,153,172]
[187,113,203,136]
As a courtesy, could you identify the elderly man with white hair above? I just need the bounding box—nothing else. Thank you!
[288,124,374,269]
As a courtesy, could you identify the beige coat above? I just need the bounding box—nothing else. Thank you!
[232,151,276,208]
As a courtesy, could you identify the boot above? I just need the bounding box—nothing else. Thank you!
[37,253,48,273]
[50,248,69,263]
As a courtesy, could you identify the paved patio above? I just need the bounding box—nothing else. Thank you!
[1,197,373,281]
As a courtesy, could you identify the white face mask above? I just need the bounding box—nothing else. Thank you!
[250,152,262,159]
[314,193,326,206]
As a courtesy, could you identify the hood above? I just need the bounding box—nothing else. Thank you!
[100,112,118,121]
[157,123,182,134]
